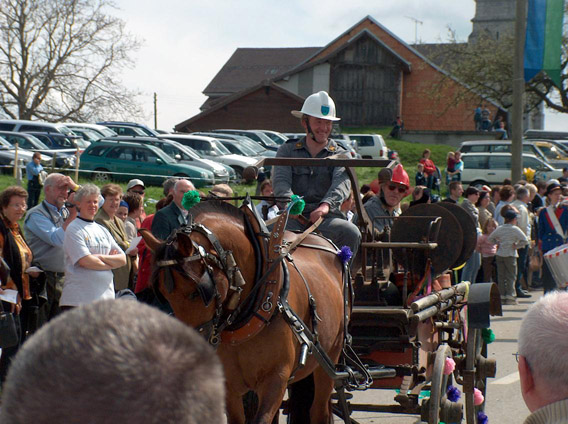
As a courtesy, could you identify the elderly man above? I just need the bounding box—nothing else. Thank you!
[151,179,195,240]
[273,91,361,257]
[518,291,568,423]
[362,165,410,233]
[24,173,79,323]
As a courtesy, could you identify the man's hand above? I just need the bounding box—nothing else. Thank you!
[309,202,330,224]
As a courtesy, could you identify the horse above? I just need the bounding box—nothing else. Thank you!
[141,199,347,424]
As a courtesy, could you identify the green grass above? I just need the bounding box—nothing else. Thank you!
[2,135,455,212]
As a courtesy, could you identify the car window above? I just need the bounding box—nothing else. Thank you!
[211,140,231,156]
[33,134,53,147]
[159,143,178,159]
[107,146,128,160]
[488,156,511,169]
[135,148,161,163]
[537,144,562,160]
[524,157,547,169]
[466,145,490,153]
[86,145,110,157]
[0,124,15,131]
[357,136,374,147]
[463,156,488,169]
[491,145,510,153]
[3,134,30,149]
[54,137,76,148]
[20,124,53,132]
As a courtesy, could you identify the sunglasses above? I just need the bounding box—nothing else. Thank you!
[131,190,145,195]
[386,184,407,194]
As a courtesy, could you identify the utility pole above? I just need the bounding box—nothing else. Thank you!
[153,92,158,130]
[511,0,527,183]
[405,16,423,45]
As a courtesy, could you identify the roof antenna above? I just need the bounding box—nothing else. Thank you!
[405,16,423,45]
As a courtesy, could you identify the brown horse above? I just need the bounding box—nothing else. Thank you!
[141,200,347,424]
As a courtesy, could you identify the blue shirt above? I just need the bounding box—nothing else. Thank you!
[26,161,43,181]
[25,201,66,247]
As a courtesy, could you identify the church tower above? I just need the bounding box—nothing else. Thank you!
[468,0,516,43]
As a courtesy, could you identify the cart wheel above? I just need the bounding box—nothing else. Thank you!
[424,344,463,424]
[463,328,496,424]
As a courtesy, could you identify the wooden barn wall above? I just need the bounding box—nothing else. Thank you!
[330,35,401,127]
[311,20,498,131]
[178,88,304,133]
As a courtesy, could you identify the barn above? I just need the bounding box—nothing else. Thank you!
[175,16,499,133]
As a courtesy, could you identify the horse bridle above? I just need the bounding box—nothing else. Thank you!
[155,223,245,346]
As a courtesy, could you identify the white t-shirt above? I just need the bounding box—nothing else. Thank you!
[60,217,121,306]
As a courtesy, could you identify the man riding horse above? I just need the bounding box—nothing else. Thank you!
[273,91,361,260]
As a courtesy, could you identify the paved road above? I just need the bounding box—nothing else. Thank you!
[279,289,541,423]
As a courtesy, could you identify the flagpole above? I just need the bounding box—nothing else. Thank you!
[512,0,527,183]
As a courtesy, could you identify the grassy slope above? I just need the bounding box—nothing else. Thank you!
[1,135,453,213]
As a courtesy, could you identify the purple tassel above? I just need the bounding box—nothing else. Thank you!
[337,246,353,264]
[477,411,488,424]
[447,385,461,402]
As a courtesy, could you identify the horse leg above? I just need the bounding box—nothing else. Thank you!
[253,375,289,424]
[226,390,246,424]
[287,374,314,423]
[309,367,335,424]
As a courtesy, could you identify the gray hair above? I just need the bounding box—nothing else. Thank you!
[518,292,568,392]
[74,183,100,202]
[174,178,195,192]
[0,300,225,424]
[515,186,529,200]
[43,173,65,188]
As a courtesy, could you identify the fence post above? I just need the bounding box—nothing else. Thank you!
[74,146,80,181]
[51,152,56,172]
[13,142,18,179]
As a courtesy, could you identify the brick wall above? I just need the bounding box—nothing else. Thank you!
[309,19,500,131]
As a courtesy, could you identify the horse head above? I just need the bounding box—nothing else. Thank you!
[140,201,257,343]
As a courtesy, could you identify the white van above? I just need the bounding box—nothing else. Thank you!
[0,119,75,136]
[348,134,388,160]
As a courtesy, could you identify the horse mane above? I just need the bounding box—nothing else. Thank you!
[189,199,245,224]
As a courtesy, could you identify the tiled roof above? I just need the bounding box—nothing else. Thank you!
[202,47,321,96]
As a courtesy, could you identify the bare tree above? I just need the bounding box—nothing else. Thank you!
[425,24,567,115]
[0,0,143,122]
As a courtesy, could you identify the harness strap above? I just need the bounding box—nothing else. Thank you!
[288,258,322,344]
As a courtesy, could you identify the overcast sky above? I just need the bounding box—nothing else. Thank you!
[114,0,566,131]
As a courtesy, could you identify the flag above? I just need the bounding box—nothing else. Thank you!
[524,0,565,86]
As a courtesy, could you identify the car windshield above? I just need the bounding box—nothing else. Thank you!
[255,132,278,147]
[58,126,76,136]
[264,132,288,144]
[221,141,256,156]
[537,144,563,160]
[3,133,49,150]
[164,140,203,160]
[210,140,231,156]
[240,138,267,155]
[0,136,14,149]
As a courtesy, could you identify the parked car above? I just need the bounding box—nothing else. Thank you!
[525,129,568,140]
[0,134,37,172]
[348,134,389,160]
[103,136,235,183]
[0,119,78,137]
[459,140,558,166]
[157,134,258,178]
[255,130,288,145]
[65,123,117,138]
[283,133,305,139]
[192,132,276,158]
[97,121,160,137]
[24,132,89,152]
[461,152,562,186]
[70,127,104,143]
[79,140,215,187]
[0,131,76,169]
[530,140,568,167]
[210,129,279,151]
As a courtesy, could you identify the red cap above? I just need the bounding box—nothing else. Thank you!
[391,164,410,188]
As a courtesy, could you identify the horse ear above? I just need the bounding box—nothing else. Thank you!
[176,232,195,257]
[138,228,161,253]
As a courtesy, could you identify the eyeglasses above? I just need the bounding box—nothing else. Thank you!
[512,352,520,363]
[8,203,27,210]
[131,190,145,195]
[386,184,407,194]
